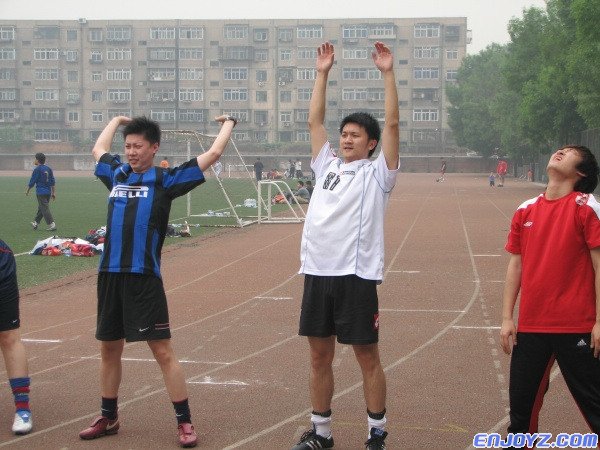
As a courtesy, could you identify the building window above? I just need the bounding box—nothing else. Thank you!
[150,109,175,121]
[66,91,80,104]
[179,68,203,80]
[414,67,439,79]
[223,68,248,80]
[342,88,367,101]
[368,69,382,80]
[280,91,292,102]
[446,70,458,81]
[91,91,102,102]
[67,111,79,122]
[278,28,293,42]
[179,109,205,122]
[223,89,248,101]
[369,24,395,38]
[342,25,368,39]
[92,111,103,122]
[296,68,316,80]
[256,91,267,102]
[297,25,322,39]
[179,27,203,39]
[296,130,310,142]
[254,131,268,142]
[92,71,102,81]
[343,48,368,59]
[226,110,248,122]
[254,110,268,124]
[179,89,203,102]
[66,29,78,41]
[368,88,385,101]
[88,29,103,42]
[149,48,176,60]
[106,69,131,81]
[35,129,60,141]
[445,26,461,42]
[148,89,174,102]
[0,48,16,60]
[280,111,292,122]
[34,49,60,60]
[179,48,203,60]
[342,68,368,80]
[34,89,59,101]
[279,49,292,61]
[414,23,440,38]
[90,51,103,63]
[65,50,78,62]
[414,46,440,59]
[107,48,132,60]
[413,108,439,121]
[0,69,15,80]
[256,70,267,82]
[412,88,439,101]
[446,49,459,60]
[34,68,59,80]
[34,109,61,121]
[0,89,17,101]
[297,47,317,59]
[107,26,131,41]
[0,27,15,41]
[254,49,268,62]
[67,70,78,82]
[254,29,268,41]
[296,109,309,121]
[150,27,176,40]
[297,88,312,101]
[224,25,248,39]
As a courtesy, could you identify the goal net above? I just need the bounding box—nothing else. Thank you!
[160,129,267,228]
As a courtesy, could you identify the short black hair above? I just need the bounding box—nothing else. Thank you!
[122,116,161,145]
[35,152,46,164]
[561,145,600,193]
[339,112,381,157]
[297,180,305,186]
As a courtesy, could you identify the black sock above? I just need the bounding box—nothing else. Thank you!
[367,408,386,420]
[101,397,118,420]
[173,398,192,424]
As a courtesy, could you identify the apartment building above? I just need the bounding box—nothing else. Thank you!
[0,18,469,154]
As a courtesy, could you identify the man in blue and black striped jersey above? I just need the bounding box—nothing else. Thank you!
[79,114,237,448]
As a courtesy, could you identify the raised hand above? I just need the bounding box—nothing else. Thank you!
[316,42,335,74]
[372,41,393,73]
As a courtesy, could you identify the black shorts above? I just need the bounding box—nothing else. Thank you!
[299,274,380,345]
[0,244,20,332]
[96,272,171,342]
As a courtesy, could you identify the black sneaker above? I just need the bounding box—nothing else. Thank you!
[292,428,334,449]
[365,428,387,449]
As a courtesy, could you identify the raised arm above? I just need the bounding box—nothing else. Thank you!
[308,42,334,160]
[92,116,132,162]
[372,42,399,170]
[196,115,236,171]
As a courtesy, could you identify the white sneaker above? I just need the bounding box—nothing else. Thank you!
[46,222,57,231]
[12,411,32,435]
[30,222,38,230]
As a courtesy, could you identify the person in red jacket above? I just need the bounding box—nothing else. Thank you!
[501,145,600,436]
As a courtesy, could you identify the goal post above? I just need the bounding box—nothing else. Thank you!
[160,129,267,227]
[257,180,307,224]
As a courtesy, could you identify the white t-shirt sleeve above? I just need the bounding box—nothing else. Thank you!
[373,149,399,192]
[310,142,337,179]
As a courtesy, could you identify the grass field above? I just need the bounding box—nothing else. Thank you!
[0,174,281,289]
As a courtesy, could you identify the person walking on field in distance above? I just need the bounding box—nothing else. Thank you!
[501,145,600,439]
[292,41,399,450]
[26,152,56,231]
[0,239,33,435]
[437,159,446,182]
[254,157,264,181]
[78,114,237,448]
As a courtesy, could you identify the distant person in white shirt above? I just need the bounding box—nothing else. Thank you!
[291,41,399,450]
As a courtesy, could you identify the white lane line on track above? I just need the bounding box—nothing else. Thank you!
[0,245,303,447]
[452,326,501,330]
[473,254,502,257]
[254,296,293,300]
[381,308,465,313]
[22,338,62,343]
[222,185,484,449]
[74,356,231,365]
[387,270,420,273]
[189,376,248,386]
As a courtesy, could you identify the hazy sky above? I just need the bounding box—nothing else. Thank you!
[0,0,547,54]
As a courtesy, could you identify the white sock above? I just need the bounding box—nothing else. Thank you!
[368,414,387,438]
[311,412,332,438]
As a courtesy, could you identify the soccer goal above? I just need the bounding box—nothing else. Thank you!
[161,129,267,227]
[257,180,307,224]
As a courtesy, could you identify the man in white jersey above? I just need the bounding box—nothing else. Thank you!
[292,41,399,450]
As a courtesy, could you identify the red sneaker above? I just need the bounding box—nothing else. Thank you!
[177,422,198,448]
[79,416,119,440]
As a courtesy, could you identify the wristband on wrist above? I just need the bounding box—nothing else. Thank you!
[224,115,238,127]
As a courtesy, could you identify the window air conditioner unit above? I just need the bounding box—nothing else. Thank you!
[279,81,285,86]
[283,122,290,127]
[78,18,87,24]
[258,81,264,87]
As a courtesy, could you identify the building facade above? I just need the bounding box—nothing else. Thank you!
[0,18,469,154]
